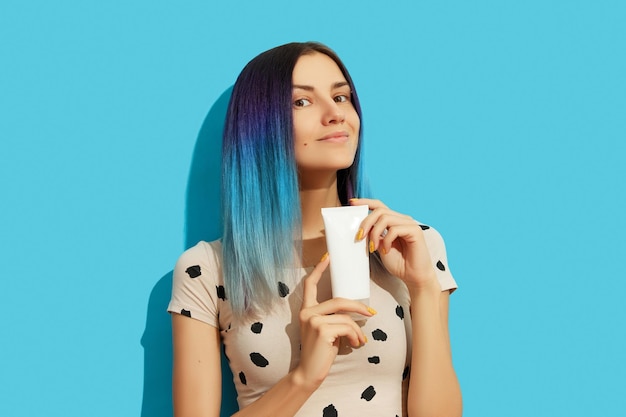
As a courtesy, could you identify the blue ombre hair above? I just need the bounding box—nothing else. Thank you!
[222,42,367,318]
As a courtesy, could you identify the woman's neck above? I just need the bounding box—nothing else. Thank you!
[299,175,341,240]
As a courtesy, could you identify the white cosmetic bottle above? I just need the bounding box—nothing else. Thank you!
[321,205,370,306]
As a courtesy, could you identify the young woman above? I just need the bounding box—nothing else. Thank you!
[168,42,462,417]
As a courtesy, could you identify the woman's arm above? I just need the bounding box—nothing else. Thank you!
[352,198,462,417]
[407,287,462,417]
[172,313,222,417]
[173,256,375,417]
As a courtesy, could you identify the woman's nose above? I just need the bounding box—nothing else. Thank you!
[322,101,345,125]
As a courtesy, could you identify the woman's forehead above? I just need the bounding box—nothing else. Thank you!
[292,52,347,88]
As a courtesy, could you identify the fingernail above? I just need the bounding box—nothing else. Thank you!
[382,247,387,255]
[320,252,329,262]
[369,241,375,253]
[349,197,358,202]
[356,228,364,240]
[364,335,368,344]
[367,306,377,315]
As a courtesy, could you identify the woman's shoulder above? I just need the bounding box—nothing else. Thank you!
[169,239,224,324]
[414,220,458,291]
[177,239,222,262]
[174,239,223,281]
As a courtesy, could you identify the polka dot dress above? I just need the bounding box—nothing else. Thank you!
[168,224,457,416]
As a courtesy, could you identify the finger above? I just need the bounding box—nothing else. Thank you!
[350,198,412,222]
[314,320,367,347]
[377,225,401,255]
[309,313,365,337]
[302,253,330,308]
[356,207,392,242]
[378,223,425,254]
[350,198,388,241]
[367,216,416,252]
[368,212,395,241]
[349,197,388,210]
[354,206,413,243]
[307,297,377,318]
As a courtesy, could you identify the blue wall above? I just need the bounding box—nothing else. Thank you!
[1,1,624,416]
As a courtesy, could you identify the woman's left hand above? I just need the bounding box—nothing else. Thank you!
[351,198,440,292]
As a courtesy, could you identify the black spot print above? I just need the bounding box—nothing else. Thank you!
[368,356,380,364]
[185,265,201,278]
[225,323,231,333]
[322,404,338,417]
[419,224,430,230]
[403,366,410,380]
[278,281,290,297]
[180,309,191,318]
[360,385,376,401]
[216,285,226,300]
[250,352,269,367]
[239,371,247,385]
[436,260,446,271]
[251,322,263,334]
[396,305,404,319]
[372,329,388,341]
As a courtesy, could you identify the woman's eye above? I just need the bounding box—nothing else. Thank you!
[294,98,311,107]
[334,94,350,103]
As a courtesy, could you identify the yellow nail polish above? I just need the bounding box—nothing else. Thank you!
[320,252,329,262]
[381,247,387,255]
[367,306,377,315]
[364,335,368,344]
[369,240,375,253]
[356,228,364,240]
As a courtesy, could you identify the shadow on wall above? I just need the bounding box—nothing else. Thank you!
[141,87,238,417]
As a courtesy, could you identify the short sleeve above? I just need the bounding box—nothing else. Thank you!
[167,241,223,327]
[420,224,458,293]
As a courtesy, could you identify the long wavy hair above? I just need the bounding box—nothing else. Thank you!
[222,42,367,318]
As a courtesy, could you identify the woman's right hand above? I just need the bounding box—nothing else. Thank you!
[293,254,376,390]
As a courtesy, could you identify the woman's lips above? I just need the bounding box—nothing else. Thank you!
[317,131,350,143]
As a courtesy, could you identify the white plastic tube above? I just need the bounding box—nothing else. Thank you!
[321,205,370,305]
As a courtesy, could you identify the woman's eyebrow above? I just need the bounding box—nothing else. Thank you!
[333,81,350,89]
[292,81,350,91]
[292,84,314,91]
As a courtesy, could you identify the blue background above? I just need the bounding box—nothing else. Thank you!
[1,1,624,416]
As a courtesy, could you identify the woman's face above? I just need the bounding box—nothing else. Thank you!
[292,52,360,175]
